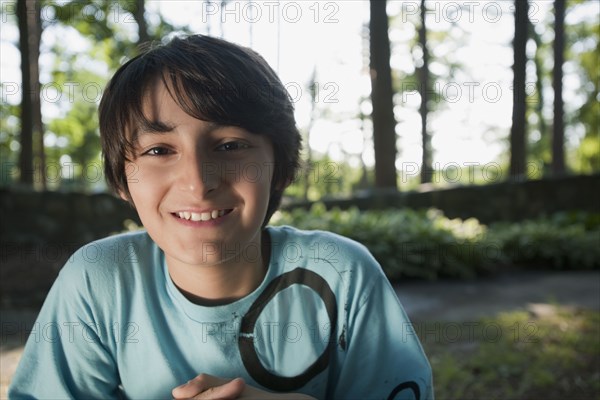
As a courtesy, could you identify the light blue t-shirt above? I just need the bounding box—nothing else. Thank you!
[9,226,433,399]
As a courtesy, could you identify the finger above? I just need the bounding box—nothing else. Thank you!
[172,374,216,399]
[190,378,245,400]
[172,374,244,400]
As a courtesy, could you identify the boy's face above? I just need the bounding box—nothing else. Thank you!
[124,80,274,268]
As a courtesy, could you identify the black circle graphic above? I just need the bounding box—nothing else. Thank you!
[387,381,421,400]
[238,268,337,391]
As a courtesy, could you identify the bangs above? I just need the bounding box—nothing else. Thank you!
[105,45,289,155]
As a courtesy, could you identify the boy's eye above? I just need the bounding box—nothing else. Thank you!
[142,147,172,156]
[216,141,249,151]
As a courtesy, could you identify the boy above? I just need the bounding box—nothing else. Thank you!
[9,35,433,399]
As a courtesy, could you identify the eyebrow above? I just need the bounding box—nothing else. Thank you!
[137,120,176,136]
[135,120,225,138]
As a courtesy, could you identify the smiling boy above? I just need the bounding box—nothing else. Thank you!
[9,35,433,399]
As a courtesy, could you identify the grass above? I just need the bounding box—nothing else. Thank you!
[417,305,600,399]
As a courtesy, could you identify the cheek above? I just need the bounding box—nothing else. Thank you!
[233,162,272,212]
[125,162,167,205]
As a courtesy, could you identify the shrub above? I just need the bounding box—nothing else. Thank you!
[272,204,499,280]
[489,212,600,270]
[271,205,600,280]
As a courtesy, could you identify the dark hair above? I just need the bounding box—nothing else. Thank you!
[99,35,301,226]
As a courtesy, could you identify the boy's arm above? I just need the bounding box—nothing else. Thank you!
[330,272,434,400]
[8,260,120,399]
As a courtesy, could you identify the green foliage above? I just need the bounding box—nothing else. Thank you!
[565,1,600,174]
[27,0,189,191]
[489,212,600,270]
[427,306,600,398]
[0,99,20,186]
[272,204,497,280]
[284,155,367,201]
[271,205,600,280]
[574,134,600,174]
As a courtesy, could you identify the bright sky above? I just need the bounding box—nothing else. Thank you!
[1,0,598,173]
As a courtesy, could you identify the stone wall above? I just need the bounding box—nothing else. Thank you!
[0,190,141,308]
[284,174,600,223]
[0,189,140,246]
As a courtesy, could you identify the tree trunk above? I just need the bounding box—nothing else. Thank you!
[369,0,397,189]
[133,0,150,46]
[419,0,431,184]
[17,0,44,188]
[303,69,317,201]
[509,0,529,180]
[531,21,548,173]
[552,0,565,175]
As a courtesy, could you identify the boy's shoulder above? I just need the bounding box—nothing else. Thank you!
[70,230,154,264]
[269,224,370,250]
[267,225,380,272]
[39,231,157,318]
[59,230,156,282]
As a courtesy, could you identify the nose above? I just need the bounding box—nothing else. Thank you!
[176,151,220,196]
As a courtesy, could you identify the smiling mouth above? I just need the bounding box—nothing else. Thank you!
[173,209,233,222]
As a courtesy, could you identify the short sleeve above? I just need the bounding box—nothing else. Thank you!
[329,271,434,400]
[8,248,121,399]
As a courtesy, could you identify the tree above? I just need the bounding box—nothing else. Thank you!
[302,68,318,201]
[570,13,600,172]
[17,0,45,188]
[131,0,150,46]
[552,0,566,175]
[509,0,529,179]
[529,17,551,173]
[418,0,431,184]
[41,0,185,188]
[568,1,600,173]
[389,2,463,187]
[526,0,598,175]
[369,0,397,189]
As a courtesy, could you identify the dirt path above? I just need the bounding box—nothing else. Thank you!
[395,270,600,323]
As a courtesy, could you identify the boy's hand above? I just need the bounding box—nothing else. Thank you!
[172,374,244,399]
[172,373,316,399]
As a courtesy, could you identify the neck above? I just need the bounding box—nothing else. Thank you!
[166,230,270,306]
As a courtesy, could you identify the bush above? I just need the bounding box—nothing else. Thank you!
[489,215,600,270]
[271,205,600,280]
[272,204,499,280]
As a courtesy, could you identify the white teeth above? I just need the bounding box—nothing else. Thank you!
[177,212,191,220]
[190,212,202,221]
[177,209,229,221]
